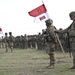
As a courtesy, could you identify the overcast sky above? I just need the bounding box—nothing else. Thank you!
[0,0,75,37]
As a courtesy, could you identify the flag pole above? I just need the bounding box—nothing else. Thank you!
[41,0,50,19]
[41,0,44,4]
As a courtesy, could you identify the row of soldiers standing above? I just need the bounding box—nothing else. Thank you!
[3,32,14,52]
[12,34,45,50]
[0,33,45,50]
[0,30,71,51]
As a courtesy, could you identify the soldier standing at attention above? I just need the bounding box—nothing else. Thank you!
[45,19,57,69]
[56,11,75,69]
[4,32,9,52]
[9,32,15,52]
[1,36,5,48]
[68,12,75,69]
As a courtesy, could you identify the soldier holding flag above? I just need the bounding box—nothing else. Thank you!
[45,19,57,69]
[28,1,58,69]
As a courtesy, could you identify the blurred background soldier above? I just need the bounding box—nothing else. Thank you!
[4,32,9,52]
[1,36,5,48]
[24,34,28,49]
[9,32,15,52]
[45,19,57,69]
[0,38,1,48]
[37,32,43,50]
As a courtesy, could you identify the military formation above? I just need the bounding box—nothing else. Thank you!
[0,11,75,69]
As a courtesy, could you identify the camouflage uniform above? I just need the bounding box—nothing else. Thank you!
[56,11,75,69]
[45,19,57,68]
[68,11,75,69]
[24,34,28,49]
[37,33,43,50]
[1,36,5,48]
[9,32,15,52]
[4,33,9,52]
[0,38,1,48]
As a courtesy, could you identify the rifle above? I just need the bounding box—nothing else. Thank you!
[42,30,57,44]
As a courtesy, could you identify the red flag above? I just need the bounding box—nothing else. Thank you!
[0,28,3,35]
[0,28,2,32]
[28,4,47,17]
[28,4,50,23]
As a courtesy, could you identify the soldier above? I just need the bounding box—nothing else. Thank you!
[45,19,57,69]
[24,34,28,49]
[0,38,1,48]
[1,36,5,48]
[56,11,75,69]
[9,32,15,52]
[37,33,43,50]
[4,32,9,52]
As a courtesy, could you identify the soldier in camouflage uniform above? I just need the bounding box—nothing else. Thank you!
[37,33,43,50]
[1,36,5,48]
[45,19,57,69]
[4,32,9,52]
[56,11,75,69]
[9,32,15,52]
[24,34,28,49]
[0,38,1,48]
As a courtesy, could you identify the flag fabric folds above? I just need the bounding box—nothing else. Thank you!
[28,4,47,17]
[28,4,50,23]
[0,28,3,34]
[0,28,2,32]
[34,12,49,23]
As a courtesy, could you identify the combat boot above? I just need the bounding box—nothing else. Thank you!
[6,48,8,52]
[46,64,55,69]
[70,66,75,69]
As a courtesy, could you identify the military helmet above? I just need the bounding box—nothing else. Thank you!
[59,28,63,30]
[45,19,53,26]
[38,32,41,35]
[69,11,75,17]
[5,32,7,35]
[9,32,12,35]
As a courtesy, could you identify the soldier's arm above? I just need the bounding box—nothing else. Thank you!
[55,25,71,34]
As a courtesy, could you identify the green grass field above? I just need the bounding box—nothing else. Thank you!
[0,48,75,75]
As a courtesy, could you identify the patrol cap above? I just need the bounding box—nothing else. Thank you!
[69,11,75,17]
